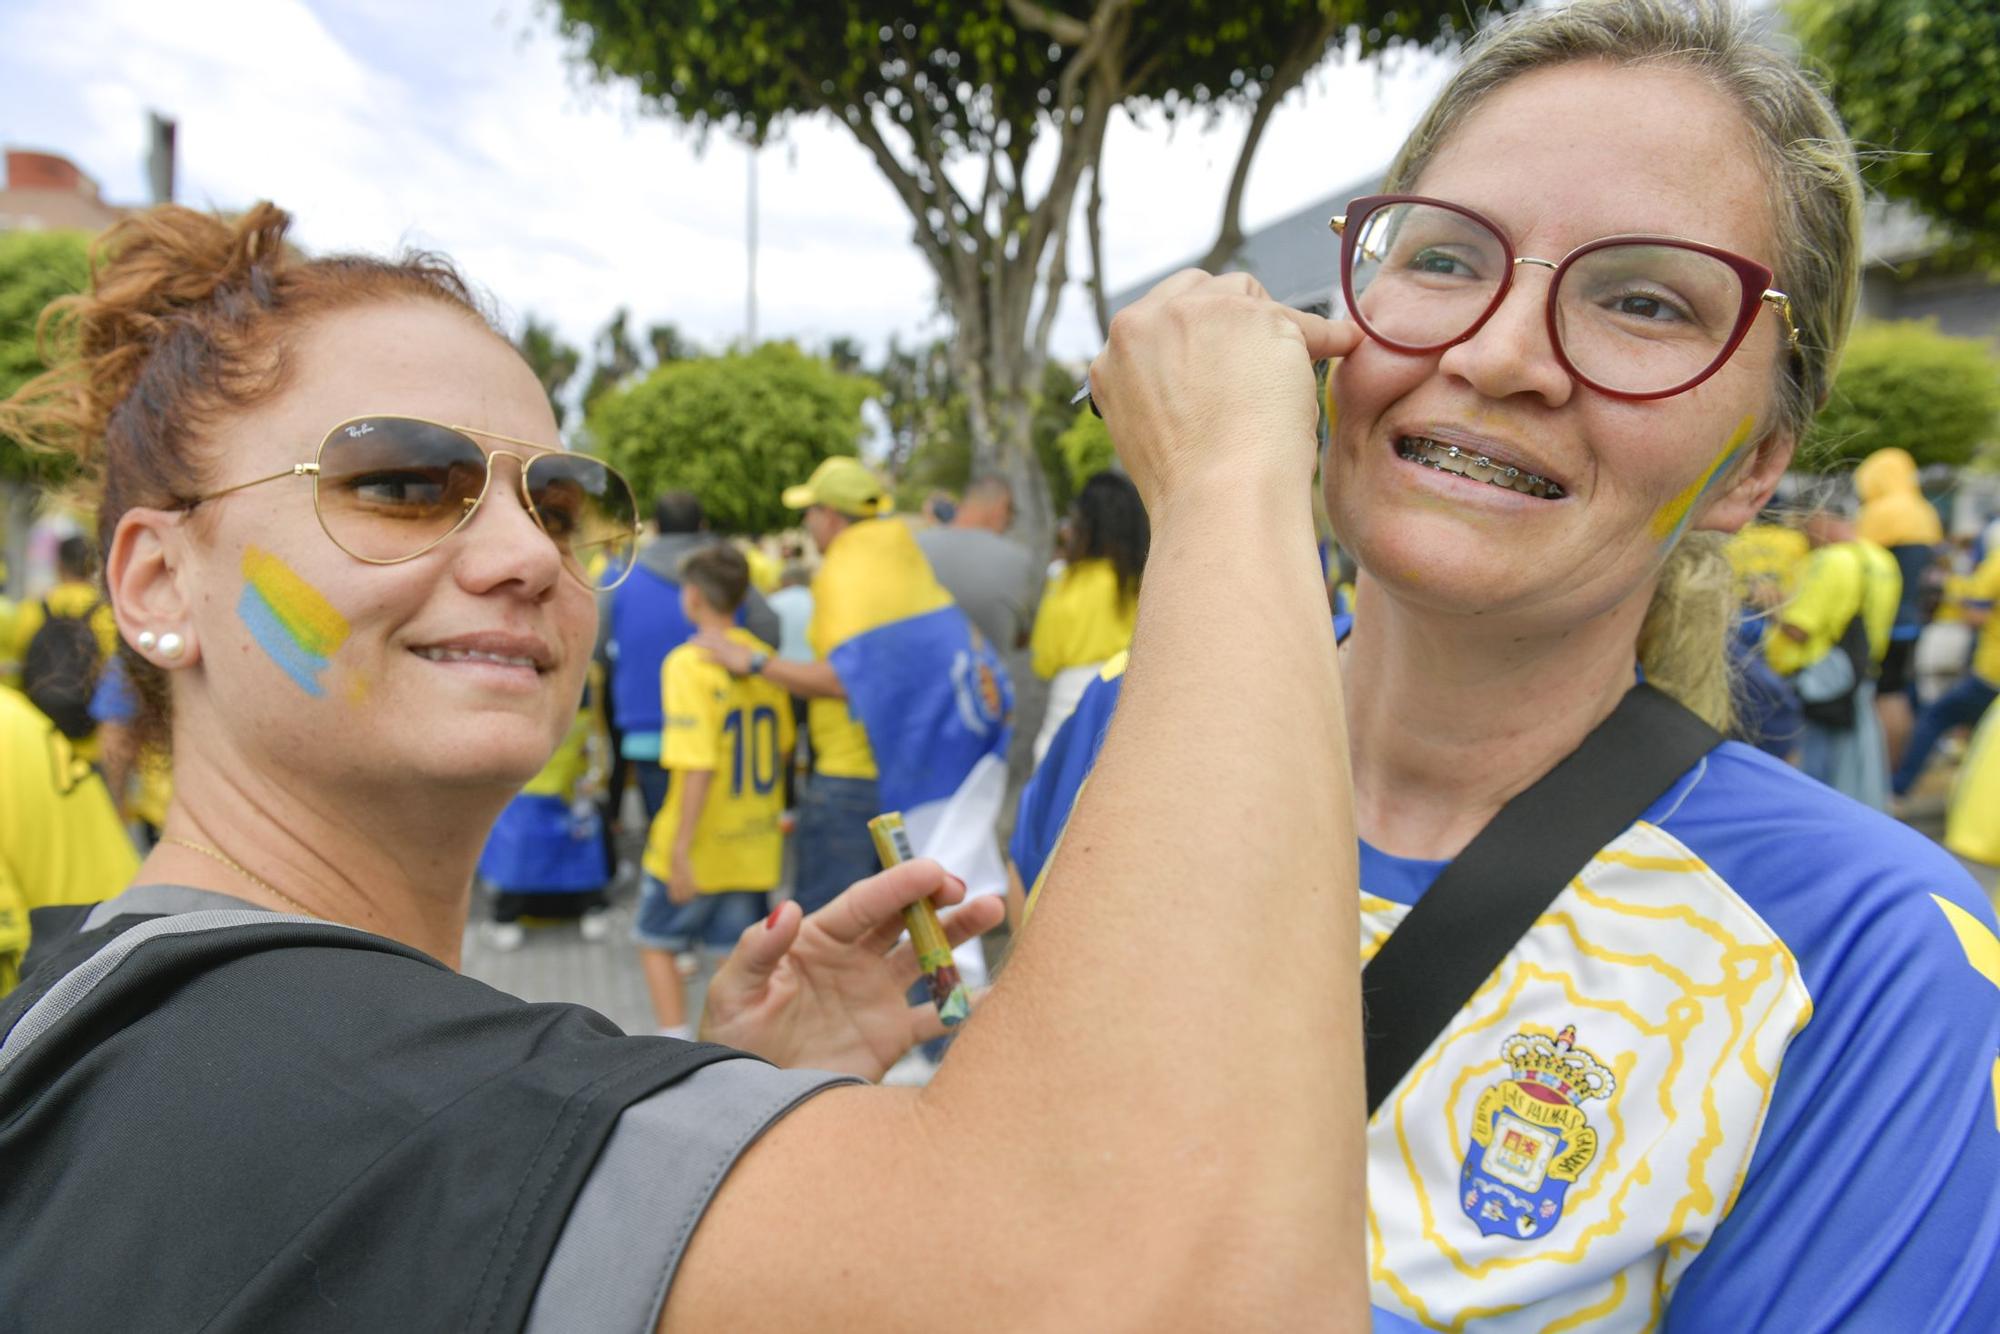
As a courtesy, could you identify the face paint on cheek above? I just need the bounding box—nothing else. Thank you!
[1648,415,1758,546]
[237,546,351,698]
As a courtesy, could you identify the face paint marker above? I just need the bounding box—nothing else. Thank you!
[1649,415,1757,545]
[868,811,973,1027]
[238,547,351,698]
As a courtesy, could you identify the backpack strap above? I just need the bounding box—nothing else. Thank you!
[1361,683,1721,1114]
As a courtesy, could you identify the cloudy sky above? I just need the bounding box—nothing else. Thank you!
[0,0,1454,368]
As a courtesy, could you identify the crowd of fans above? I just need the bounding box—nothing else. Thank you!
[10,438,1995,1019]
[2,3,1998,1326]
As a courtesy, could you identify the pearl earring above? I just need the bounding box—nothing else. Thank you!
[157,632,185,661]
[136,630,157,652]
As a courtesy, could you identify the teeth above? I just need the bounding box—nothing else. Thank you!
[417,647,537,668]
[1397,437,1564,499]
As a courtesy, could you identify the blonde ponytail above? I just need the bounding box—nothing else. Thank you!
[1637,532,1738,731]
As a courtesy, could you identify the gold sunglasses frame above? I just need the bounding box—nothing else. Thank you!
[181,414,640,591]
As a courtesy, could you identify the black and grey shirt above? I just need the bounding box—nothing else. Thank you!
[0,885,854,1331]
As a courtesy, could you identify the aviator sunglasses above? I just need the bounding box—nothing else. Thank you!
[176,415,641,590]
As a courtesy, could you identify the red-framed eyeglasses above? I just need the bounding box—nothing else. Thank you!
[1331,194,1800,401]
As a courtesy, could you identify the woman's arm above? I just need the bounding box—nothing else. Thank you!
[666,273,1369,1332]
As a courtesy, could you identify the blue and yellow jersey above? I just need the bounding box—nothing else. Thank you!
[1015,656,2000,1330]
[1009,651,1128,902]
[643,629,796,893]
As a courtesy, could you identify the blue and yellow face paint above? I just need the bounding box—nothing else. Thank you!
[237,547,350,698]
[1649,415,1758,547]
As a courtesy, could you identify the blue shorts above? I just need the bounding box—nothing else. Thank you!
[631,875,769,953]
[791,773,882,917]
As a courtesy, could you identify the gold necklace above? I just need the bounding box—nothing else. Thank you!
[161,837,320,920]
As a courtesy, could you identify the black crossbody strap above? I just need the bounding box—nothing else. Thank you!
[1361,682,1721,1114]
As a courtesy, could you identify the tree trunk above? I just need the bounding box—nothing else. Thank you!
[947,306,1054,562]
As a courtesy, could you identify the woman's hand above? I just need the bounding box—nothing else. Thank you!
[1088,269,1359,512]
[699,859,1005,1080]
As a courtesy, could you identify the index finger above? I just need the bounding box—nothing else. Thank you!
[1279,310,1362,362]
[805,858,959,949]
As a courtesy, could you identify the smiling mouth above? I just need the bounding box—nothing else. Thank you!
[1397,436,1566,500]
[413,647,545,672]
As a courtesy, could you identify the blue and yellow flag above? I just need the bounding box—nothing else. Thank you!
[815,518,1014,896]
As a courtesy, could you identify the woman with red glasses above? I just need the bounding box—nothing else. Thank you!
[0,197,1375,1326]
[1063,0,2000,1328]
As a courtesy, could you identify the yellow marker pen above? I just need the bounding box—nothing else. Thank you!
[867,812,973,1027]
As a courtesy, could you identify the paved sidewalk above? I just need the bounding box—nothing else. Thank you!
[457,895,670,1035]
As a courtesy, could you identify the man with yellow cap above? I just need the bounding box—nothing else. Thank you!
[697,455,1015,919]
[698,458,901,911]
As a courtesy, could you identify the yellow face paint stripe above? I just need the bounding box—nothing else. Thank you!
[241,547,350,659]
[1649,415,1757,544]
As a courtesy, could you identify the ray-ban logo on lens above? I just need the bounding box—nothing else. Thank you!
[345,423,376,437]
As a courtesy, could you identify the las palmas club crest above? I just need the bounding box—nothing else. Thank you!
[1461,1025,1616,1240]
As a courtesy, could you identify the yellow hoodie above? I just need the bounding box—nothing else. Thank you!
[1855,448,1944,549]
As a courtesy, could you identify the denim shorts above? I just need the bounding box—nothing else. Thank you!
[631,875,769,953]
[791,773,883,917]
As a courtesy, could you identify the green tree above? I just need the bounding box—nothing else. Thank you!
[647,321,700,365]
[0,230,92,482]
[1790,0,2000,261]
[515,314,581,428]
[824,335,867,376]
[876,335,973,491]
[582,307,646,417]
[1031,359,1089,513]
[551,0,1483,553]
[1806,320,2000,470]
[588,342,878,534]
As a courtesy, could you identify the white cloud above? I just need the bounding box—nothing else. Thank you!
[1,0,1449,366]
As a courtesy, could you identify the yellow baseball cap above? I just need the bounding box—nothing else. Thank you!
[782,456,892,518]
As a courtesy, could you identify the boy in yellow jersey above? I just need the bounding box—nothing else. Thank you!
[631,545,795,1037]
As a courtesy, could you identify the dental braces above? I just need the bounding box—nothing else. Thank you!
[1402,441,1564,498]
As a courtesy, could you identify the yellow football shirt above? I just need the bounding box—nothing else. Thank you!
[1030,558,1138,679]
[1963,550,2000,686]
[0,686,139,994]
[1766,540,1899,674]
[642,629,796,893]
[1724,522,1808,607]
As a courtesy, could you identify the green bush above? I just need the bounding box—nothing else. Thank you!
[0,229,93,482]
[587,343,877,535]
[1806,321,2000,471]
[1053,406,1115,498]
